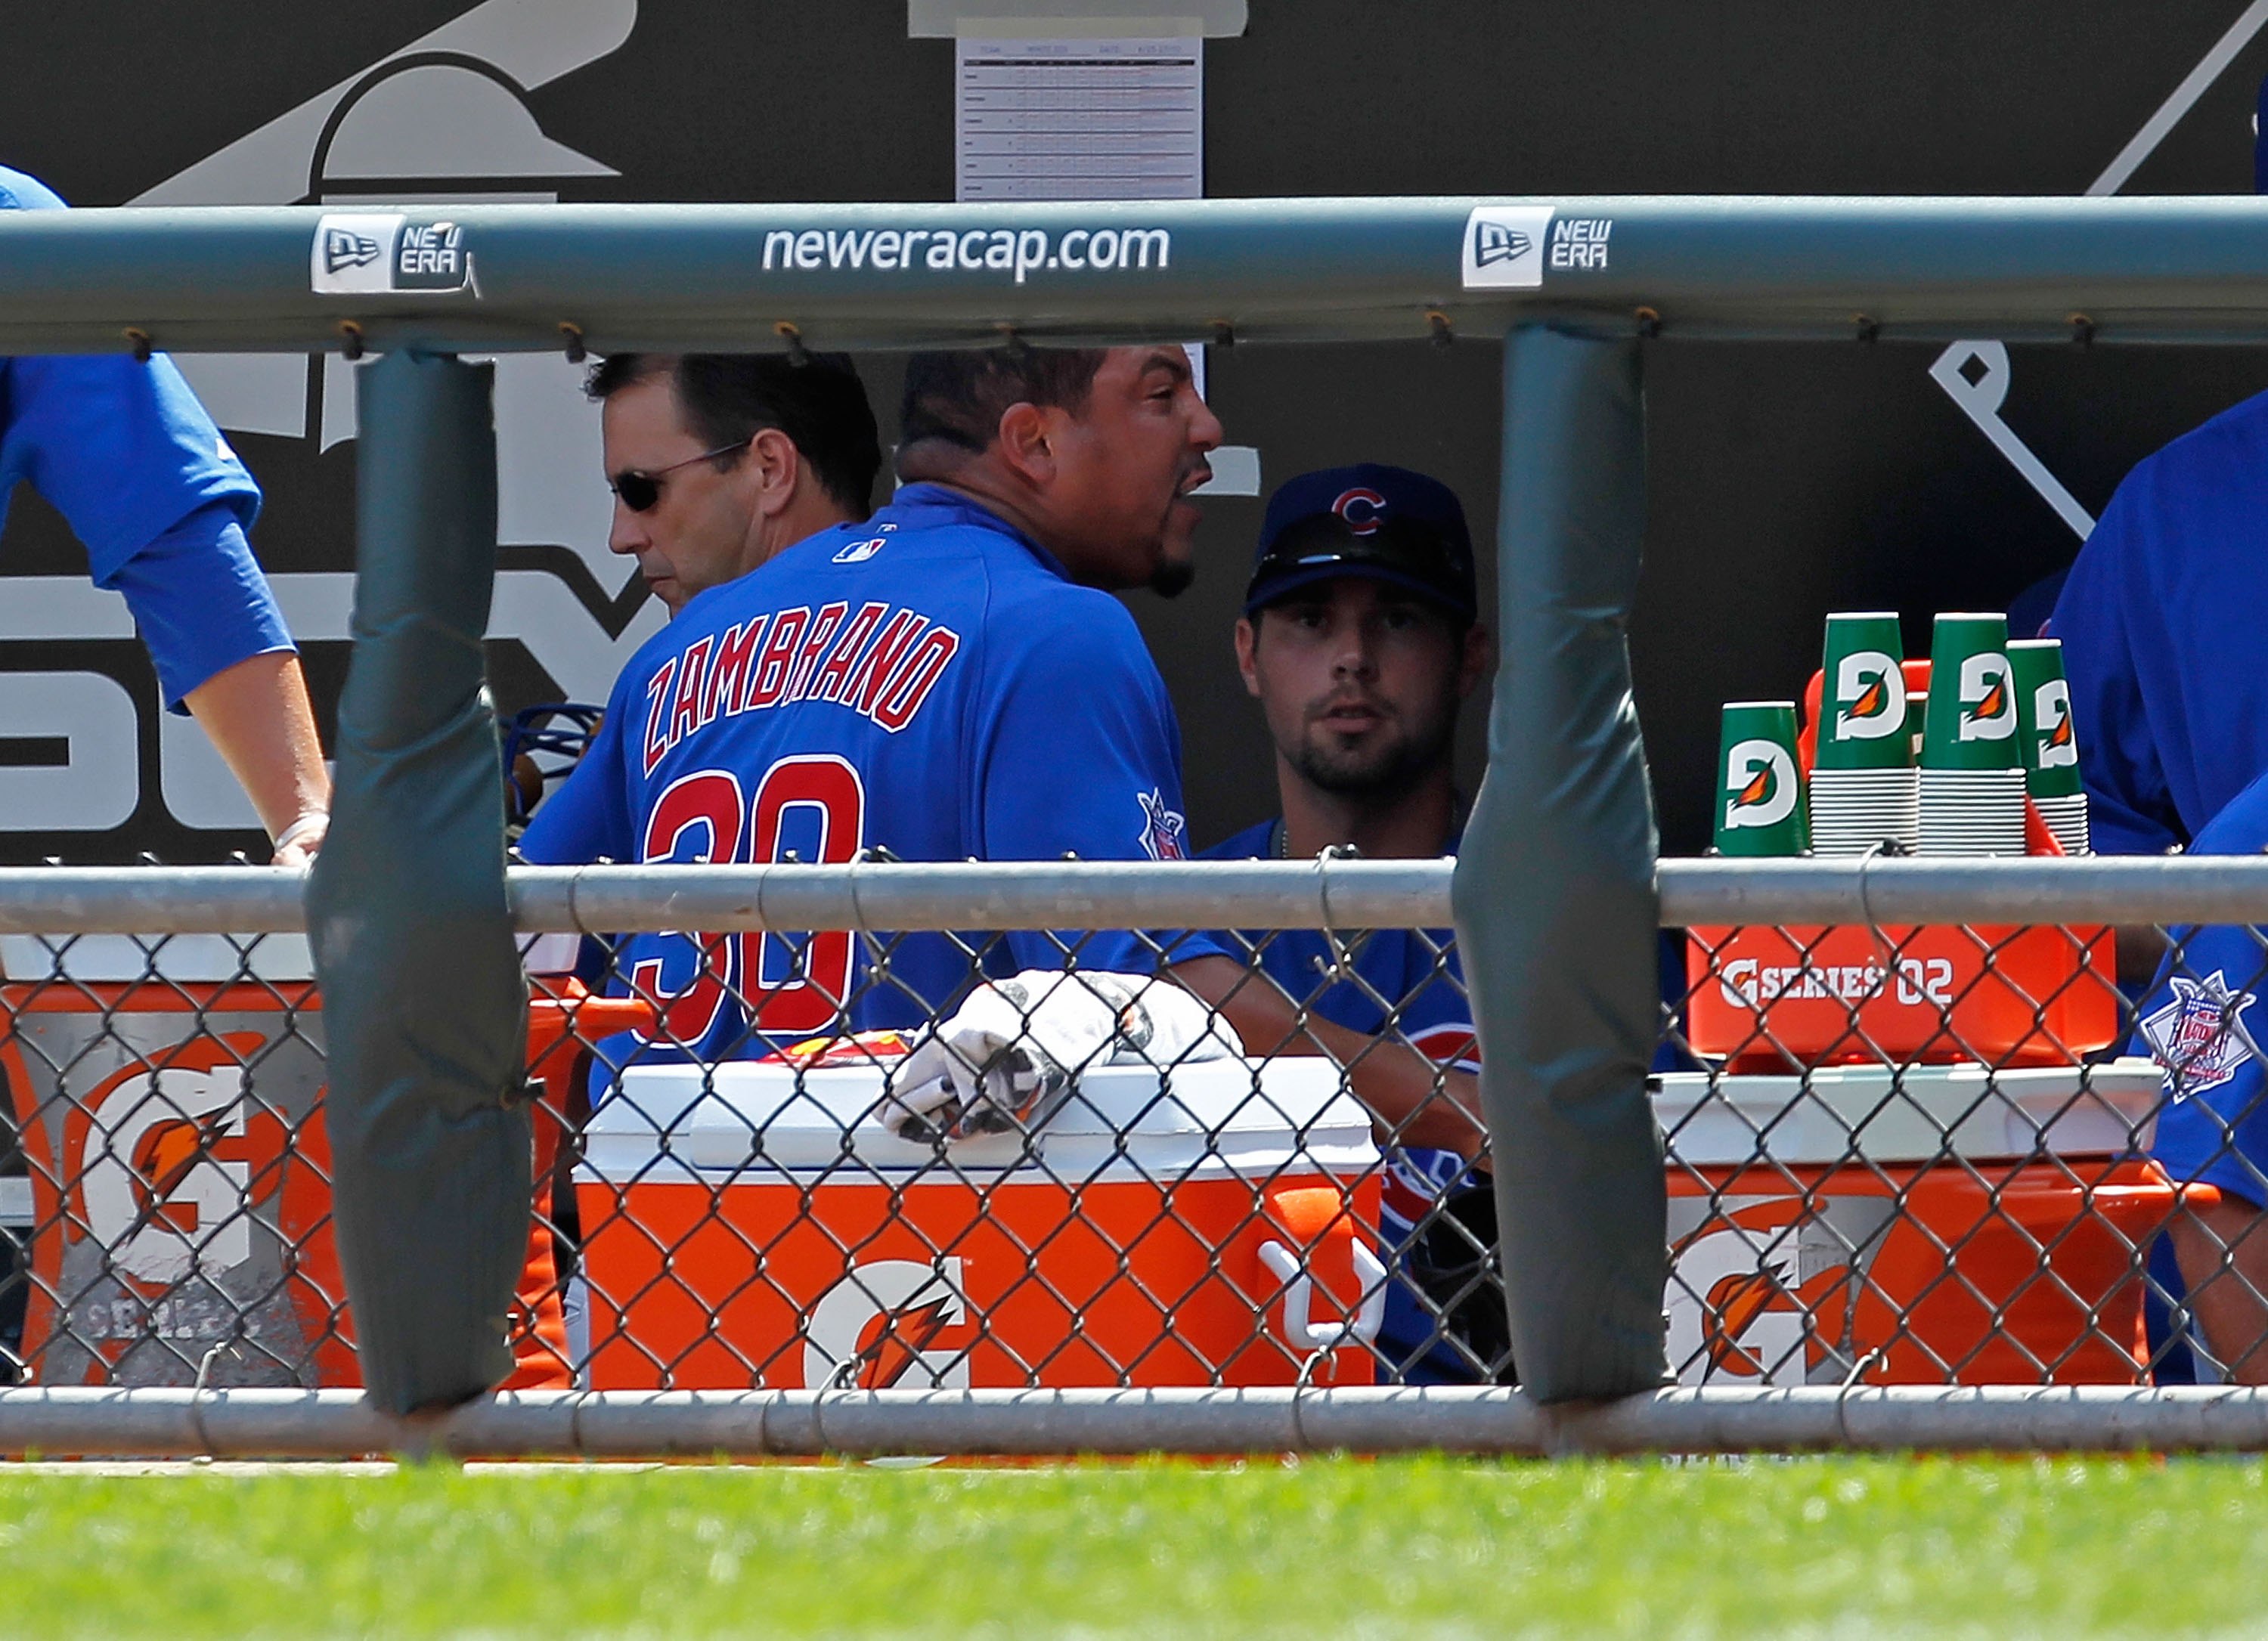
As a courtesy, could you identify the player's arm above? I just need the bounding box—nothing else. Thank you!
[8,382,328,862]
[2136,919,2268,1378]
[1168,952,1487,1159]
[0,173,327,859]
[183,649,330,862]
[974,608,1482,1153]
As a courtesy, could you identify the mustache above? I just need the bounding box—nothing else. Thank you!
[1309,689,1394,721]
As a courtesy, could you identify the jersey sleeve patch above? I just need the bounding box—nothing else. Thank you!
[2140,968,2262,1098]
[1136,787,1188,861]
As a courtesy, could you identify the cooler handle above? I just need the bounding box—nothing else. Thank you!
[1257,1238,1387,1354]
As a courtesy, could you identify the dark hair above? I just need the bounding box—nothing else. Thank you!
[897,347,1110,461]
[585,352,882,517]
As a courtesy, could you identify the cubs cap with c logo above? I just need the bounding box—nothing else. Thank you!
[1244,463,1477,621]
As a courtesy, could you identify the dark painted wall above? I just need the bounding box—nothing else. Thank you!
[2,1,2263,861]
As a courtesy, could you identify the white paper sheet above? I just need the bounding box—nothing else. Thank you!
[952,32,1253,485]
[956,36,1202,203]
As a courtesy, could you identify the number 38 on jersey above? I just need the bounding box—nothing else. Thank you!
[634,755,866,1043]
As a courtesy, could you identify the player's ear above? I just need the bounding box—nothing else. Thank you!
[748,428,801,516]
[993,401,1055,488]
[1234,615,1263,697]
[1456,621,1493,700]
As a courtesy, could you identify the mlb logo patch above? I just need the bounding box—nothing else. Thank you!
[2140,970,2262,1098]
[1136,788,1188,862]
[833,536,886,564]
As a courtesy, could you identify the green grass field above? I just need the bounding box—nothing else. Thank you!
[0,1455,2263,1637]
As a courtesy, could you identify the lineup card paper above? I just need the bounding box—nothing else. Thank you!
[955,36,1203,203]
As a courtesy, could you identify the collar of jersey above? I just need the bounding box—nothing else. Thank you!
[882,483,1077,582]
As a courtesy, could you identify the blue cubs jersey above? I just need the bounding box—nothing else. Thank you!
[2130,766,2268,1210]
[2052,389,2268,856]
[520,483,1222,1067]
[1201,819,1485,1383]
[0,166,287,706]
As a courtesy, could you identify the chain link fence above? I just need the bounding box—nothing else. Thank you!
[1,860,2262,1416]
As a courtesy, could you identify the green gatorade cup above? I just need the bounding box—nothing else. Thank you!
[1920,613,2020,771]
[2008,637,2082,798]
[1714,701,1808,856]
[1817,612,1910,771]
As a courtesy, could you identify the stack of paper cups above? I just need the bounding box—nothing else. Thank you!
[1714,701,1808,856]
[1809,612,1919,855]
[1919,612,2027,856]
[2009,636,2089,856]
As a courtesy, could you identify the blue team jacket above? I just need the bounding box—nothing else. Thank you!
[0,166,287,706]
[2053,389,2268,855]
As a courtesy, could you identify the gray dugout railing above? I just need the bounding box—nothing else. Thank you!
[9,194,2268,1426]
[8,856,2268,937]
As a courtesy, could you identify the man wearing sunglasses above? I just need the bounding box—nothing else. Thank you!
[1194,464,1504,1382]
[590,351,881,615]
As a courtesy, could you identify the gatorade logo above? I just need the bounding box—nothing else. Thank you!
[2034,679,2077,768]
[1833,651,1905,741]
[67,1035,283,1290]
[803,1259,974,1390]
[1956,653,2016,742]
[1723,739,1798,830]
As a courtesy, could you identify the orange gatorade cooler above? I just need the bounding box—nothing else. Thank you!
[0,933,335,1387]
[1685,920,2119,1070]
[575,1043,1385,1389]
[1654,1061,2176,1385]
[0,932,600,1389]
[1687,655,2120,1070]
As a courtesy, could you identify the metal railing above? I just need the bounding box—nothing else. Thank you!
[14,197,2268,355]
[6,853,2268,934]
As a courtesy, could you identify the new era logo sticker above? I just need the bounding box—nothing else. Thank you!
[310,213,478,296]
[321,228,382,274]
[1474,222,1532,267]
[311,214,404,294]
[1461,206,1554,290]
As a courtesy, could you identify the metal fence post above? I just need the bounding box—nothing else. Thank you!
[1452,325,1669,1402]
[305,350,528,1414]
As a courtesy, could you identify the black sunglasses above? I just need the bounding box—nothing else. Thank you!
[608,442,745,512]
